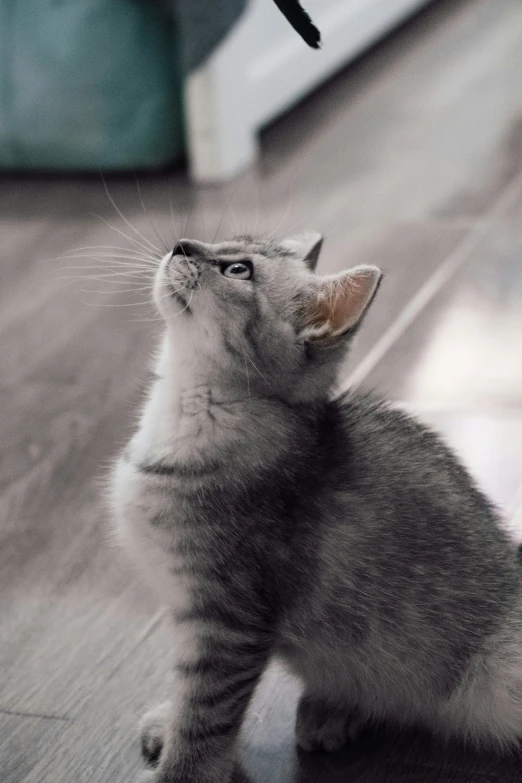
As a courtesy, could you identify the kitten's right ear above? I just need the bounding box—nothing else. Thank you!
[300,265,382,347]
[281,231,324,271]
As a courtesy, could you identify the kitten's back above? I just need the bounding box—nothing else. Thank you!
[279,393,521,729]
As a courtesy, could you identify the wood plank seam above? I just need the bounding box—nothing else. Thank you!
[339,169,522,393]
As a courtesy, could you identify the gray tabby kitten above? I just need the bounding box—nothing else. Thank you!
[110,232,522,783]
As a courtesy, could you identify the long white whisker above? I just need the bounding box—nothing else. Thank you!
[267,196,297,240]
[60,267,155,279]
[168,188,182,250]
[81,284,154,295]
[183,198,198,239]
[211,185,239,246]
[125,314,165,323]
[171,290,194,318]
[58,274,154,285]
[58,261,156,271]
[62,245,160,260]
[45,254,156,269]
[56,267,154,280]
[198,201,208,244]
[134,174,169,252]
[266,163,303,240]
[79,298,156,308]
[62,251,159,263]
[227,193,241,236]
[57,275,153,285]
[63,247,159,261]
[154,282,199,305]
[92,214,161,256]
[63,243,159,255]
[101,174,161,254]
[277,215,310,238]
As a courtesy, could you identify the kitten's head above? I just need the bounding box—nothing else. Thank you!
[154,233,381,403]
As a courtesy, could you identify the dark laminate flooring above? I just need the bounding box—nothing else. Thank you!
[1,0,522,780]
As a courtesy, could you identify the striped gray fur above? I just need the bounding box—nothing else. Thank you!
[109,233,522,783]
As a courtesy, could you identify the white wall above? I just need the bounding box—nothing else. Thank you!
[185,0,433,182]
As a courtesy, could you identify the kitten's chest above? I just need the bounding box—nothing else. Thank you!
[110,457,193,608]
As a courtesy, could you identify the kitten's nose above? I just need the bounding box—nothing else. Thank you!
[167,242,200,290]
[172,239,211,259]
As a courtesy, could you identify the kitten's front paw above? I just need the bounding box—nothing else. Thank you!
[296,695,363,753]
[140,701,172,767]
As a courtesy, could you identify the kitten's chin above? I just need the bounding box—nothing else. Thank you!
[155,285,193,320]
[153,266,193,319]
[167,284,191,308]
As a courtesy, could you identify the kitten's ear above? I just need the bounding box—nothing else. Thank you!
[301,266,382,347]
[281,231,324,271]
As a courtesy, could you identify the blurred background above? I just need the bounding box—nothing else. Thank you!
[1,0,522,781]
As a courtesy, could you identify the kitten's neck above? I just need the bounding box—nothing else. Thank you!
[130,336,306,470]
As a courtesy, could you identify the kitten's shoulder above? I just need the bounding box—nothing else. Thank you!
[330,389,465,473]
[330,390,495,515]
[335,389,440,444]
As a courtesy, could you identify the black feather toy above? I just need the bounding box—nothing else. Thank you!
[272,0,321,49]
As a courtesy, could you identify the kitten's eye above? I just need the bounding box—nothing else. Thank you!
[221,261,253,280]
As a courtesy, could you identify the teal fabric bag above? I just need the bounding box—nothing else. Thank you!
[0,0,184,170]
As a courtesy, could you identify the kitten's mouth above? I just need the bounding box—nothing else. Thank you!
[167,282,192,311]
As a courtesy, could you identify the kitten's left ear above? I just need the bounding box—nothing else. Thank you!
[281,231,324,271]
[301,266,382,347]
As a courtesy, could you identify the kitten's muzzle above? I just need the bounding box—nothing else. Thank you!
[168,253,200,292]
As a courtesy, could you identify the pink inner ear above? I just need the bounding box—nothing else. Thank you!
[305,269,378,340]
[331,272,377,333]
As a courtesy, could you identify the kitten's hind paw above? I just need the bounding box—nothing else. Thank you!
[140,701,172,768]
[296,695,363,753]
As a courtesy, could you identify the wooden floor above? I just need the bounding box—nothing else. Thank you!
[2,0,522,780]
